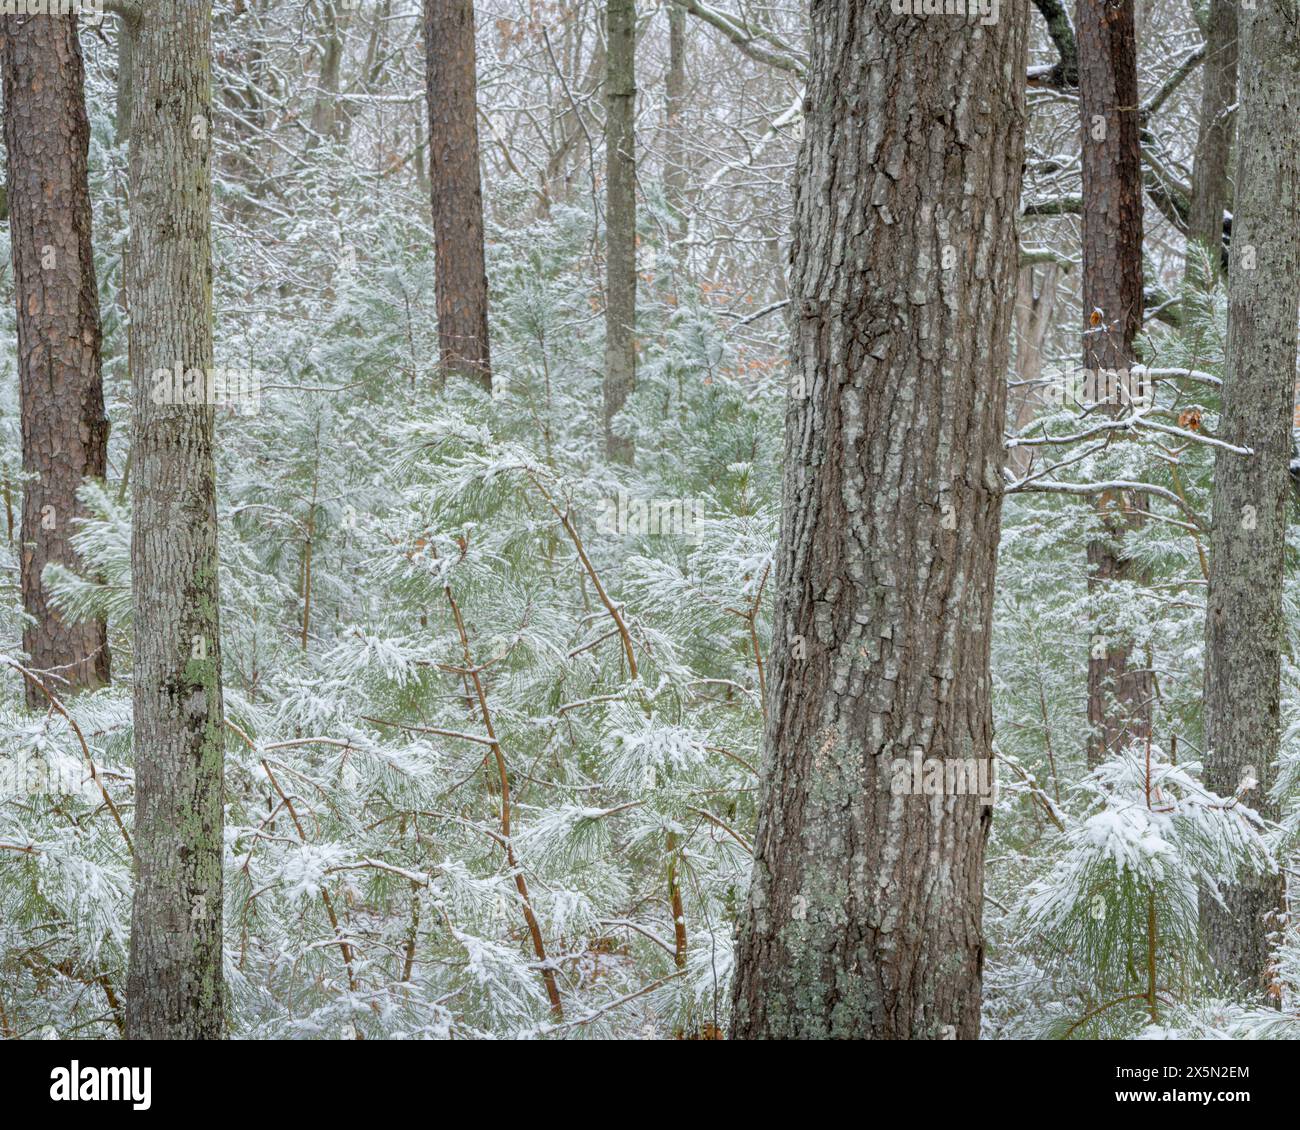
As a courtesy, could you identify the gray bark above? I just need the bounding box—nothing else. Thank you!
[730,2,1028,1039]
[124,0,226,1040]
[114,8,137,145]
[1200,0,1300,998]
[664,0,687,250]
[1009,262,1061,475]
[1185,0,1237,284]
[603,0,636,463]
[308,0,345,150]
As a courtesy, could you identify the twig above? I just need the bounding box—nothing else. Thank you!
[441,563,564,1018]
[524,470,639,679]
[687,806,753,854]
[2,658,132,857]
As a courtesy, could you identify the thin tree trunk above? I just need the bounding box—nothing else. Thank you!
[603,0,636,464]
[1009,262,1061,475]
[664,0,687,251]
[730,1,1028,1040]
[542,29,606,214]
[114,7,137,145]
[1078,0,1151,767]
[307,0,345,150]
[124,0,226,1041]
[1185,0,1237,285]
[1200,0,1300,999]
[1,9,111,709]
[424,0,492,391]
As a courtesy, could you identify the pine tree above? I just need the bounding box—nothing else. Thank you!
[1200,0,1300,997]
[1,8,111,707]
[1078,0,1151,766]
[730,1,1029,1039]
[425,0,492,390]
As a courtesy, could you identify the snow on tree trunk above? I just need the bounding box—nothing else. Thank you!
[124,0,227,1040]
[730,2,1027,1040]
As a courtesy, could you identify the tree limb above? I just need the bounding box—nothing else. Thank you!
[670,0,806,78]
[1028,0,1078,89]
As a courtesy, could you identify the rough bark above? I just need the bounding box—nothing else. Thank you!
[1078,0,1151,767]
[124,0,226,1040]
[730,2,1027,1040]
[1200,0,1300,998]
[1,10,111,708]
[1185,0,1237,285]
[603,0,636,463]
[424,0,492,391]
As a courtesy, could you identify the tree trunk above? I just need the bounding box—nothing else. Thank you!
[114,7,137,145]
[1078,0,1151,767]
[1200,0,1300,999]
[308,0,345,151]
[1185,0,1237,285]
[603,0,636,464]
[664,0,687,251]
[424,0,492,391]
[1,9,111,709]
[124,0,226,1041]
[730,1,1028,1040]
[541,29,606,214]
[1009,262,1061,475]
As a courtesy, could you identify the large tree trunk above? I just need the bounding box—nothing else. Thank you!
[1200,0,1300,999]
[602,0,636,463]
[124,0,226,1041]
[730,2,1027,1040]
[1,9,111,709]
[1078,0,1151,767]
[1184,0,1237,285]
[424,0,492,391]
